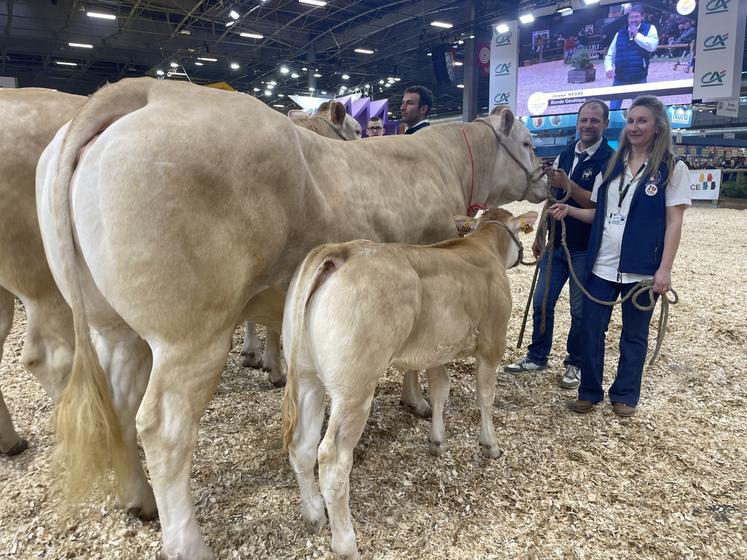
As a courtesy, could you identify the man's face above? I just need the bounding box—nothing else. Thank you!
[400,92,427,126]
[628,10,642,28]
[366,120,384,136]
[576,104,607,147]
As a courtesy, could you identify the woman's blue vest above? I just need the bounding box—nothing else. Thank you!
[586,155,672,279]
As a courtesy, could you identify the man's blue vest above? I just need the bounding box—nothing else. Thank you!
[586,155,672,278]
[551,138,614,252]
[614,22,653,83]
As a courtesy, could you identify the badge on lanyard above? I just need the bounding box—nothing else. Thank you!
[645,184,658,196]
[607,211,626,225]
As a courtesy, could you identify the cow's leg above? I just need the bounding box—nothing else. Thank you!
[137,333,232,560]
[0,289,28,456]
[318,390,374,560]
[399,370,431,418]
[287,371,326,532]
[475,359,502,459]
[240,321,263,369]
[94,328,157,519]
[426,365,450,457]
[263,328,284,387]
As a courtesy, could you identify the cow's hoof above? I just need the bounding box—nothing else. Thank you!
[269,373,287,388]
[400,399,432,419]
[428,440,444,457]
[127,504,158,522]
[304,514,327,534]
[2,438,29,457]
[241,352,263,369]
[480,444,503,460]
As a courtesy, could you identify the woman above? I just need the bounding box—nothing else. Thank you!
[549,95,690,417]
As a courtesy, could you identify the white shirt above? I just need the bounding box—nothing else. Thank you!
[604,25,660,72]
[552,137,604,175]
[590,158,690,283]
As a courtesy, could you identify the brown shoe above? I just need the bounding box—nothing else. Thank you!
[569,399,595,413]
[612,403,636,417]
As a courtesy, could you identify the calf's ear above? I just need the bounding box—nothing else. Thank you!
[511,211,539,234]
[453,215,477,236]
[330,101,347,126]
[288,110,309,123]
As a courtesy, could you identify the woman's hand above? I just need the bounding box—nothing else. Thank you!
[548,203,569,220]
[653,268,672,294]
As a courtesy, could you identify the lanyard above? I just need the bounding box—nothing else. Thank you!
[617,162,646,209]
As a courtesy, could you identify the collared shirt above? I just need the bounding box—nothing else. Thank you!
[604,25,660,72]
[405,120,431,134]
[552,137,604,175]
[590,158,691,283]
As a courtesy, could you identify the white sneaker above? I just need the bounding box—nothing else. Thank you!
[504,357,547,374]
[560,365,581,389]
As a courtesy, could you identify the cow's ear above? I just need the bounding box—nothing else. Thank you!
[454,215,477,236]
[510,211,538,234]
[288,110,309,123]
[329,101,347,126]
[500,108,515,136]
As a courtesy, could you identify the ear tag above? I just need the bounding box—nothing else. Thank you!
[519,219,534,234]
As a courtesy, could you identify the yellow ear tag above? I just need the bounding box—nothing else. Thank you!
[519,220,534,234]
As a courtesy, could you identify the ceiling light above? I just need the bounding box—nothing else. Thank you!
[496,23,509,33]
[269,80,277,85]
[198,57,217,62]
[313,73,322,78]
[454,61,463,66]
[341,73,350,80]
[225,21,235,27]
[309,87,316,91]
[519,13,535,24]
[583,0,600,4]
[426,52,432,56]
[354,48,374,54]
[280,65,290,74]
[170,62,179,68]
[55,61,77,66]
[291,72,300,78]
[456,84,464,88]
[230,62,240,70]
[229,10,240,20]
[273,104,284,108]
[387,76,394,82]
[69,42,93,49]
[253,87,260,92]
[195,62,204,66]
[458,39,464,45]
[378,79,384,85]
[156,69,165,76]
[264,90,272,96]
[87,11,116,20]
[394,77,401,82]
[179,29,191,35]
[384,83,391,88]
[557,7,573,15]
[321,90,327,95]
[299,0,327,6]
[430,21,453,29]
[240,32,263,39]
[267,83,275,89]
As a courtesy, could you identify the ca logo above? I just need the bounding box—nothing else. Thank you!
[494,32,512,47]
[494,63,512,76]
[493,92,510,104]
[703,34,728,51]
[705,0,730,14]
[700,70,726,87]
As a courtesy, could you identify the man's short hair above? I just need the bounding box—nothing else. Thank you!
[404,85,433,117]
[578,98,610,122]
[367,116,383,125]
[630,4,644,14]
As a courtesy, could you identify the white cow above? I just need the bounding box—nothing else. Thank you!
[37,77,546,559]
[241,101,361,376]
[281,207,538,558]
[0,88,85,456]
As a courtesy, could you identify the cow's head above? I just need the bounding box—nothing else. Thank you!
[480,106,547,205]
[455,208,538,268]
[315,101,362,140]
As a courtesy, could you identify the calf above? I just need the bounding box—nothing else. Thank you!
[281,207,538,559]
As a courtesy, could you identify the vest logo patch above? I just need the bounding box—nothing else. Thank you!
[649,170,661,184]
[582,168,593,180]
[645,184,658,196]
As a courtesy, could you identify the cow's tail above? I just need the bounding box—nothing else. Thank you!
[52,79,154,503]
[281,244,348,451]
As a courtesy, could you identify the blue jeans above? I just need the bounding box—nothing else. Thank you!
[610,77,647,110]
[579,273,657,407]
[526,247,586,367]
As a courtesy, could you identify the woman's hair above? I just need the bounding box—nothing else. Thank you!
[603,95,674,183]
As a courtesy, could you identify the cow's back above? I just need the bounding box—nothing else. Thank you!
[0,88,85,297]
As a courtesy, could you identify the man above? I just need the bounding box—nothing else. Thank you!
[505,99,614,390]
[604,4,659,110]
[400,85,433,134]
[366,116,385,137]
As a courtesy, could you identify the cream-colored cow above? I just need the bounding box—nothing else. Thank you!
[281,208,538,558]
[37,77,545,559]
[0,88,85,456]
[241,100,361,376]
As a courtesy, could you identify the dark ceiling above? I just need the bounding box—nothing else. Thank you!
[0,0,517,116]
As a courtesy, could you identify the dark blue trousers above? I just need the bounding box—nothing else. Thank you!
[610,77,648,110]
[579,273,657,407]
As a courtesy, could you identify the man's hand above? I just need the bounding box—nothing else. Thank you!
[532,238,542,259]
[628,23,639,37]
[653,268,672,294]
[549,168,570,190]
[606,69,614,79]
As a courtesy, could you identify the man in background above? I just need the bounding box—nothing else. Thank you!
[400,85,433,134]
[366,116,385,137]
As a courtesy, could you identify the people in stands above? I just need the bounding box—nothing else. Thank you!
[605,4,659,110]
[400,85,432,134]
[366,116,385,137]
[505,99,614,391]
[548,95,691,417]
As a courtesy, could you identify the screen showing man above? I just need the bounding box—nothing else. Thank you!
[516,1,697,116]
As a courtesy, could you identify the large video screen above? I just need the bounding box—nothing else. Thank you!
[517,1,698,116]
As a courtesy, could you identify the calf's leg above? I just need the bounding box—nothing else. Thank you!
[426,365,450,456]
[263,328,284,387]
[476,359,502,459]
[400,370,431,418]
[240,321,263,369]
[0,289,26,456]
